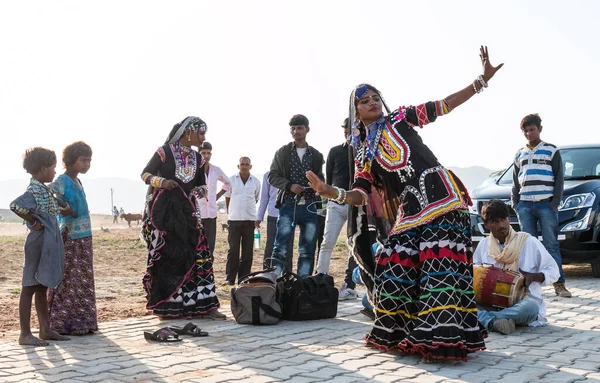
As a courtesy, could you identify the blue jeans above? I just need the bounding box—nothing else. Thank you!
[478,298,539,330]
[516,200,565,283]
[270,201,318,276]
[353,267,373,311]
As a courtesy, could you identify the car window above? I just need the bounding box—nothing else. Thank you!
[497,147,600,184]
[497,165,513,185]
[562,147,600,179]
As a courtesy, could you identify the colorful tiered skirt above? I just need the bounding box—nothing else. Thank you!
[365,210,486,361]
[47,232,98,334]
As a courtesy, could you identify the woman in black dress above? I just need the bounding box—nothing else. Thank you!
[141,116,225,319]
[308,47,503,361]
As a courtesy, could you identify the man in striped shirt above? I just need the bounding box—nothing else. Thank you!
[511,113,571,298]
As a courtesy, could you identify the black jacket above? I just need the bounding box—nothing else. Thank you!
[268,142,324,208]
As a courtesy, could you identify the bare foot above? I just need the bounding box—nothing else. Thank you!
[39,328,70,341]
[70,329,90,336]
[19,334,49,347]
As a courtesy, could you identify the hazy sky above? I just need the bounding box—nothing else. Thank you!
[2,0,599,182]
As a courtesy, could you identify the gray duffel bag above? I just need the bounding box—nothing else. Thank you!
[231,268,282,325]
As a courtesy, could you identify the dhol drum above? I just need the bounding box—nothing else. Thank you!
[473,265,526,309]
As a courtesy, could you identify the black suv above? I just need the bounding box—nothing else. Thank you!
[469,144,600,277]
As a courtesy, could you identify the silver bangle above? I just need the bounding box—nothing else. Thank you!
[477,75,488,88]
[333,187,346,204]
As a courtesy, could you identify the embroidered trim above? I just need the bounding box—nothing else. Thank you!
[170,142,197,184]
[416,104,430,128]
[157,147,166,163]
[391,167,468,234]
[399,185,427,210]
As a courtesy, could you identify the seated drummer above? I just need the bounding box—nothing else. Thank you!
[474,200,559,335]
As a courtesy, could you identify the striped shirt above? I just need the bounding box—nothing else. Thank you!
[511,141,564,210]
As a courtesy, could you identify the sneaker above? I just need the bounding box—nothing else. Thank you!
[338,284,358,301]
[201,310,227,320]
[553,283,572,298]
[492,318,516,335]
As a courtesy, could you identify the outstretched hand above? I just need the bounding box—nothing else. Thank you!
[306,171,337,199]
[480,45,504,83]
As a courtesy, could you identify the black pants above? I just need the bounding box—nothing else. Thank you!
[264,215,294,269]
[201,217,217,256]
[344,254,358,289]
[315,214,326,262]
[226,220,254,284]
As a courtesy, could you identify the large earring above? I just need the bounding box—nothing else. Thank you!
[187,132,192,143]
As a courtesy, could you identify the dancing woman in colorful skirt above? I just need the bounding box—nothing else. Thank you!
[308,47,503,362]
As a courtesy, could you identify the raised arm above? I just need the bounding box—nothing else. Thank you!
[401,46,503,129]
[445,46,503,110]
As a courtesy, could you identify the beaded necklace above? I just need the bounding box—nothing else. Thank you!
[360,109,416,182]
[170,141,197,183]
[361,115,386,173]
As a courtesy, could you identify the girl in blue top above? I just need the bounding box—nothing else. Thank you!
[48,141,98,335]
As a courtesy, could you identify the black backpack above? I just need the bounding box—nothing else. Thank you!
[277,272,338,321]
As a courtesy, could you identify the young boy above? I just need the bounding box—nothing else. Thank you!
[10,147,70,346]
[511,114,571,298]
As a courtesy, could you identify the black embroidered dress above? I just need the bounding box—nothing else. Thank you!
[351,101,486,361]
[141,142,220,318]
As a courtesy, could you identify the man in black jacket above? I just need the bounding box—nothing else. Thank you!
[268,114,324,276]
[316,118,359,300]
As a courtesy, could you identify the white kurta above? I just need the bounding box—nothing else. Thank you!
[198,164,231,219]
[473,235,560,326]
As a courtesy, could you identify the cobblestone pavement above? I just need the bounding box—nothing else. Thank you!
[1,267,598,382]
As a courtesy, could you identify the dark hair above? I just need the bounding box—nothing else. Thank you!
[289,114,309,127]
[520,113,542,130]
[22,147,56,175]
[342,118,349,129]
[201,141,213,150]
[481,200,510,223]
[63,141,92,167]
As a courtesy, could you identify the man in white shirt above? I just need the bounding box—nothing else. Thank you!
[225,157,261,285]
[474,200,560,335]
[199,142,231,258]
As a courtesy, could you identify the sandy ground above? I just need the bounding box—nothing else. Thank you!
[0,214,352,334]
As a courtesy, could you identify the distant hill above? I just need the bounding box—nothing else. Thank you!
[0,208,20,222]
[0,168,497,215]
[447,166,499,192]
[0,178,148,215]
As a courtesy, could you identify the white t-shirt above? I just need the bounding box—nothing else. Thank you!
[225,173,261,221]
[473,235,560,326]
[296,147,307,161]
